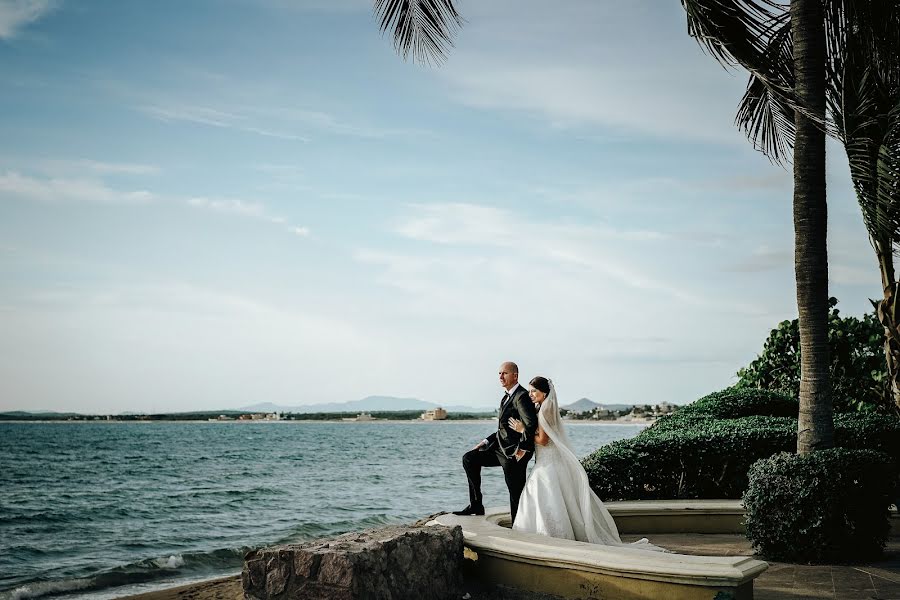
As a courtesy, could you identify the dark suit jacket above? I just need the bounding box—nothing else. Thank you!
[485,385,539,459]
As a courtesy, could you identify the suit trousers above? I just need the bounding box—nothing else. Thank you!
[462,446,531,524]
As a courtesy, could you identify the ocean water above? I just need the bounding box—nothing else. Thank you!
[0,420,645,600]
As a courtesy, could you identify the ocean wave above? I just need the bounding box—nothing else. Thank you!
[0,578,93,600]
[0,547,249,600]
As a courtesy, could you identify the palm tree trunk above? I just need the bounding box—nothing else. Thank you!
[792,0,832,454]
[874,240,900,410]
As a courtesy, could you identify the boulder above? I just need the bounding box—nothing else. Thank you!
[242,523,463,600]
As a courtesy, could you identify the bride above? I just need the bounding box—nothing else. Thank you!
[509,376,664,550]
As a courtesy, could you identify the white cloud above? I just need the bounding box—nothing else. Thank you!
[187,196,268,218]
[139,104,310,142]
[390,202,702,300]
[0,282,376,412]
[39,159,161,176]
[434,2,749,143]
[1,170,309,237]
[726,245,793,273]
[0,0,57,40]
[186,196,307,236]
[0,171,154,204]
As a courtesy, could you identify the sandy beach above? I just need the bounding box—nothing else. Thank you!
[118,576,242,600]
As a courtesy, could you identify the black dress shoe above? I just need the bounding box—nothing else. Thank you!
[452,505,485,516]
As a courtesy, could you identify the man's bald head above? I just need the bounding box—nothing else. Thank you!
[499,361,519,390]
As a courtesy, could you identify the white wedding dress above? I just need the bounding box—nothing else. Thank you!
[513,383,665,551]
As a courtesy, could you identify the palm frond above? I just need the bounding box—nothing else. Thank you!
[374,0,462,65]
[735,14,795,163]
[681,0,783,69]
[829,0,900,250]
[844,96,900,253]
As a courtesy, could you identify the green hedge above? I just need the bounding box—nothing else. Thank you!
[584,415,797,500]
[744,449,896,562]
[582,388,900,501]
[678,387,799,419]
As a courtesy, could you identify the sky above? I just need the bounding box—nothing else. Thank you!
[0,0,882,414]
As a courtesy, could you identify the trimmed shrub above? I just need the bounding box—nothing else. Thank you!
[743,448,895,563]
[582,387,900,501]
[646,388,797,436]
[835,413,900,461]
[583,415,797,500]
[679,388,799,420]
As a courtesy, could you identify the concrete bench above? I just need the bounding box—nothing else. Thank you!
[608,499,900,537]
[430,507,768,600]
[609,499,748,534]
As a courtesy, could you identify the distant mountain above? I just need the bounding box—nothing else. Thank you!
[0,410,81,417]
[561,399,636,413]
[238,396,491,414]
[562,398,600,413]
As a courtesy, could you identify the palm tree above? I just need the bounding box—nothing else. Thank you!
[653,0,833,453]
[374,0,899,450]
[728,1,900,412]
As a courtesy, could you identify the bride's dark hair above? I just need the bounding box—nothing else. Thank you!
[529,376,550,395]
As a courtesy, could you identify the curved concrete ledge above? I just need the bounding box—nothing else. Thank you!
[608,499,747,534]
[608,499,900,537]
[430,506,768,600]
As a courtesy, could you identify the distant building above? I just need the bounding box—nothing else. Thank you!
[420,407,448,421]
[342,412,376,422]
[591,408,611,419]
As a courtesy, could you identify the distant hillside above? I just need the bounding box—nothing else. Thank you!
[239,396,489,414]
[0,411,82,418]
[561,399,635,413]
[562,398,600,412]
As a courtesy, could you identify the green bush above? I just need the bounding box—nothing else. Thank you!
[582,387,900,501]
[743,448,895,563]
[583,414,797,500]
[834,413,900,462]
[736,298,889,412]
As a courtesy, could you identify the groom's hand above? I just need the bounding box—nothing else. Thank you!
[514,449,526,461]
[472,439,488,451]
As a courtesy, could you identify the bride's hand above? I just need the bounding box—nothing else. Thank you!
[507,417,524,433]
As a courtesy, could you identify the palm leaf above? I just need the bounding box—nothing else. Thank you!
[735,14,795,163]
[374,0,462,65]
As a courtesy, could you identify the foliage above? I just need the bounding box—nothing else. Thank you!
[743,448,895,562]
[736,298,889,412]
[582,387,900,501]
[584,414,796,500]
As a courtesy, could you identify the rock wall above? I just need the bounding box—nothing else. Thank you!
[242,523,463,600]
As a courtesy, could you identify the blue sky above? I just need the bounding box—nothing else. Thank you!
[0,0,881,413]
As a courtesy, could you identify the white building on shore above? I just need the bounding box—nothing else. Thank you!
[420,407,448,421]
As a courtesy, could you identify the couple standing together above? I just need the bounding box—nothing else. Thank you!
[453,361,662,550]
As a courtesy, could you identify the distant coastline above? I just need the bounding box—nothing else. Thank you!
[0,417,654,425]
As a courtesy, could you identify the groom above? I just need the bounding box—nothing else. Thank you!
[453,361,538,524]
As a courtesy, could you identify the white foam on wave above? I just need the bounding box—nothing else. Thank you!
[151,555,184,569]
[4,577,93,600]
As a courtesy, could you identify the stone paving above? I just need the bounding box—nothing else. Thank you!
[622,533,900,600]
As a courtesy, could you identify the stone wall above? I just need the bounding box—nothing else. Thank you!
[242,523,463,600]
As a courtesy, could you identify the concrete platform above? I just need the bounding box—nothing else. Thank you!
[430,507,768,600]
[644,532,900,600]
